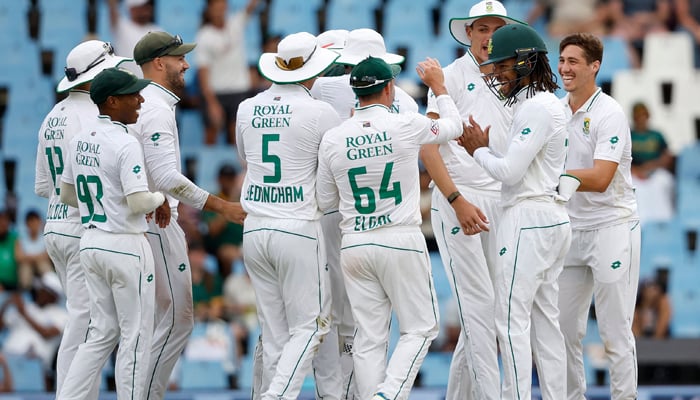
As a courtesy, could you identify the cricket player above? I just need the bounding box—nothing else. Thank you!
[129,31,246,400]
[236,31,341,400]
[34,40,131,399]
[420,1,523,397]
[310,27,419,399]
[316,56,464,400]
[459,24,571,400]
[58,67,165,400]
[558,33,641,400]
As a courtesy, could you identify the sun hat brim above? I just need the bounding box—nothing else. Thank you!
[449,15,523,46]
[335,51,404,67]
[258,47,340,84]
[57,56,133,93]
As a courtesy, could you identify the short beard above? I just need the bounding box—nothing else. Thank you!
[165,64,185,95]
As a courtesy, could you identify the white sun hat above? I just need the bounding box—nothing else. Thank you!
[334,28,404,66]
[258,32,340,84]
[317,29,349,52]
[125,0,149,8]
[57,40,132,93]
[449,0,524,46]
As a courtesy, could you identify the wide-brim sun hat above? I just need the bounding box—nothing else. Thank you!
[334,28,404,66]
[317,29,349,52]
[258,32,339,84]
[449,0,524,46]
[57,40,132,93]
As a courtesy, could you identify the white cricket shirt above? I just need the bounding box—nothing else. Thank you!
[62,116,151,233]
[236,83,342,220]
[130,83,209,214]
[425,50,512,192]
[311,74,419,121]
[562,88,638,229]
[317,95,463,234]
[473,90,568,208]
[35,90,95,224]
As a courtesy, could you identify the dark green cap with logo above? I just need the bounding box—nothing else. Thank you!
[90,67,151,105]
[133,31,196,65]
[350,56,401,96]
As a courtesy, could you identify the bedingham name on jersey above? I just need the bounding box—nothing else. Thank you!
[35,90,97,223]
[237,83,342,219]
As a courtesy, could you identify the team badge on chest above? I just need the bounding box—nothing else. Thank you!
[582,117,591,136]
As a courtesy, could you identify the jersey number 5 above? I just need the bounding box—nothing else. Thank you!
[45,147,64,195]
[348,162,402,214]
[262,134,281,183]
[76,174,107,224]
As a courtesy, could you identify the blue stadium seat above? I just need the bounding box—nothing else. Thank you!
[383,1,435,44]
[191,146,241,193]
[597,36,632,86]
[6,355,46,392]
[38,0,88,66]
[677,178,700,224]
[237,354,255,390]
[677,144,700,181]
[94,1,113,43]
[419,351,451,387]
[178,109,205,148]
[669,266,700,337]
[179,359,228,390]
[268,1,320,36]
[245,13,262,66]
[325,2,376,31]
[155,0,203,43]
[0,1,29,38]
[640,220,689,274]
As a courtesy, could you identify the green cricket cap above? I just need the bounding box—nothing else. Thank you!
[350,56,401,96]
[90,67,150,104]
[133,31,196,65]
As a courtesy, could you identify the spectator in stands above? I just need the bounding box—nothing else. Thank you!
[248,33,282,95]
[202,164,243,277]
[196,0,259,145]
[631,102,675,173]
[676,0,700,68]
[222,266,257,358]
[108,0,160,77]
[0,209,21,292]
[604,0,672,62]
[528,0,608,36]
[633,277,672,339]
[17,210,52,290]
[0,353,13,392]
[0,272,67,386]
[190,241,224,321]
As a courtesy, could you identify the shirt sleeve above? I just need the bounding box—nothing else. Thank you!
[473,101,551,186]
[118,139,151,197]
[139,124,210,209]
[60,140,75,186]
[34,138,52,198]
[316,138,339,212]
[593,106,629,164]
[410,95,463,145]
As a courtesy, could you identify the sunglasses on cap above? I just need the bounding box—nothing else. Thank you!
[275,45,317,71]
[350,76,391,88]
[64,42,115,82]
[149,34,183,60]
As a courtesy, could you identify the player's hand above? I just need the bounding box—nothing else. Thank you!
[10,293,25,314]
[458,115,490,156]
[222,201,247,225]
[416,58,446,95]
[452,196,489,235]
[154,201,171,228]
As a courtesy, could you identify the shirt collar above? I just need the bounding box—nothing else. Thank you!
[97,114,129,133]
[270,83,313,97]
[354,103,391,114]
[144,82,180,107]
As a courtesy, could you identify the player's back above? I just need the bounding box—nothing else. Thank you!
[36,91,98,223]
[67,116,149,234]
[237,83,341,220]
[320,104,455,234]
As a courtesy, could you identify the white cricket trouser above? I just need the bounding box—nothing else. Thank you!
[243,216,331,400]
[559,220,641,400]
[341,226,439,400]
[144,218,194,400]
[495,201,571,400]
[58,228,155,400]
[44,221,100,399]
[430,187,501,400]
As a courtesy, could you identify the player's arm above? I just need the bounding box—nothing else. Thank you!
[59,155,78,207]
[566,110,629,192]
[126,191,166,214]
[415,58,463,142]
[34,140,52,198]
[108,0,120,30]
[316,140,340,212]
[465,105,549,185]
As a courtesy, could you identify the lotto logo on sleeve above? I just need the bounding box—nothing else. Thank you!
[430,120,439,135]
